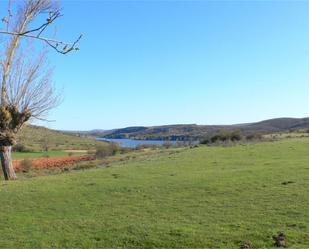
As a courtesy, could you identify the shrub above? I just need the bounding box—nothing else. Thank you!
[200,138,210,145]
[95,145,111,158]
[230,130,242,141]
[201,130,243,144]
[13,144,32,152]
[109,142,120,155]
[175,141,185,147]
[120,147,133,154]
[20,159,32,173]
[245,134,254,140]
[211,134,221,143]
[95,143,120,158]
[218,130,230,142]
[245,134,262,141]
[163,142,173,149]
[73,162,97,171]
[68,152,74,156]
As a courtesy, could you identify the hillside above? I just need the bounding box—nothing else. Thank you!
[16,125,104,151]
[92,117,309,140]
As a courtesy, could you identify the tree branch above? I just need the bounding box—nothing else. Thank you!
[0,30,82,54]
[0,1,82,55]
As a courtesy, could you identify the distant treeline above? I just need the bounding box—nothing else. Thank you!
[90,117,309,141]
[200,130,263,145]
[103,134,199,141]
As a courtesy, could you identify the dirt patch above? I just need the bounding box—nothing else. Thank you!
[64,149,95,153]
[13,155,96,172]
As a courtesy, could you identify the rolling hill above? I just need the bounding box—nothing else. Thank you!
[16,125,104,151]
[90,117,309,140]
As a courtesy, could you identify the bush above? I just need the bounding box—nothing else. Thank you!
[95,143,120,158]
[230,130,242,141]
[211,134,221,143]
[200,139,209,145]
[12,144,32,152]
[95,146,110,158]
[109,142,120,155]
[245,134,262,141]
[163,142,173,149]
[120,147,133,154]
[201,130,243,144]
[73,162,97,171]
[208,131,229,143]
[20,159,32,173]
[68,152,74,156]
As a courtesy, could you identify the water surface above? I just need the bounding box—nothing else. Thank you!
[97,138,183,148]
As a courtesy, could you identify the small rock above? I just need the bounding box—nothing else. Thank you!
[239,241,253,249]
[272,232,286,247]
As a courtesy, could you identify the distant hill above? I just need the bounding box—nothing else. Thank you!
[16,125,105,151]
[88,117,309,140]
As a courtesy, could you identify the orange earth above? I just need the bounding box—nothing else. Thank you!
[13,155,96,172]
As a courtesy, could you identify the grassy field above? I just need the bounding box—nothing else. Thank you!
[0,138,308,248]
[16,125,105,151]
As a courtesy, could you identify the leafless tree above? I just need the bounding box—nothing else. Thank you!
[0,0,81,180]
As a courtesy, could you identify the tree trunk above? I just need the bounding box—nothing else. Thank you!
[0,146,17,180]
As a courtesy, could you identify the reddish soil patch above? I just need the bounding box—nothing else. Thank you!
[13,155,96,172]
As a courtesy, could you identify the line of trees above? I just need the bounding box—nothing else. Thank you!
[200,130,262,145]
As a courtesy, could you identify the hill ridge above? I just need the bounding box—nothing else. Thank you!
[83,117,309,140]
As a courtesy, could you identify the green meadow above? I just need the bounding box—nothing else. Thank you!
[0,138,308,248]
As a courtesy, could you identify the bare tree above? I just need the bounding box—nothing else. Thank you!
[0,0,81,180]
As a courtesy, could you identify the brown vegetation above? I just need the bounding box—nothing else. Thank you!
[13,155,95,172]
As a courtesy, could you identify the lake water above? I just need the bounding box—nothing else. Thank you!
[96,138,185,148]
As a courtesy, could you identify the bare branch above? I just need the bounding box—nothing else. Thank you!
[0,30,82,54]
[6,0,13,32]
[0,0,82,54]
[0,0,77,130]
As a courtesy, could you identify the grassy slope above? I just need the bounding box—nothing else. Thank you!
[16,125,104,151]
[0,139,308,248]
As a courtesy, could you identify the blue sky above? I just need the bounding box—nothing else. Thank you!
[6,1,309,130]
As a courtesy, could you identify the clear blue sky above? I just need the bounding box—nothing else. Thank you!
[37,1,309,130]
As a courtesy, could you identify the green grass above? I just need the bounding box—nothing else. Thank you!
[16,125,105,151]
[0,138,308,248]
[12,151,87,160]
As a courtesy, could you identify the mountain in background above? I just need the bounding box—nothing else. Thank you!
[82,117,309,140]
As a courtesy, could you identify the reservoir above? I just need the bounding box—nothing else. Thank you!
[96,138,187,148]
